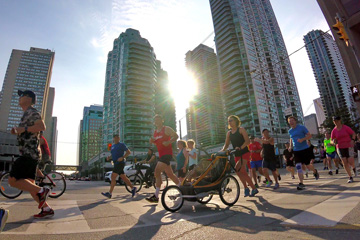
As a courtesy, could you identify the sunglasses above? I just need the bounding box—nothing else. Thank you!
[228,119,234,122]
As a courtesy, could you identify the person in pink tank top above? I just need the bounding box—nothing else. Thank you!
[145,115,180,203]
[331,116,357,183]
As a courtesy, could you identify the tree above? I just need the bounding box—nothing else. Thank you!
[320,107,358,133]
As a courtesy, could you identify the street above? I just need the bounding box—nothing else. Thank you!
[1,164,360,240]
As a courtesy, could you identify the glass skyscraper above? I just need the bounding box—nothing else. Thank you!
[209,0,303,137]
[304,30,355,120]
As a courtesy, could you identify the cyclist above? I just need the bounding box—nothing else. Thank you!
[8,90,53,218]
[36,131,51,179]
[101,134,136,198]
[139,148,157,188]
[146,115,180,203]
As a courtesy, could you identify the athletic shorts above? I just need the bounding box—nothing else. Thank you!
[177,169,187,178]
[10,156,38,180]
[337,147,354,159]
[326,151,338,159]
[262,160,277,171]
[158,154,173,165]
[113,162,125,175]
[286,159,295,167]
[293,148,312,165]
[235,152,251,169]
[250,160,263,169]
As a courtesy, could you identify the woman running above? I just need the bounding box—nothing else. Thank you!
[176,140,189,182]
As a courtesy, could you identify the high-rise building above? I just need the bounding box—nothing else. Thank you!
[0,47,55,131]
[304,114,319,136]
[79,105,103,166]
[186,104,196,141]
[209,0,303,138]
[313,98,326,127]
[155,60,176,131]
[43,87,57,164]
[103,29,157,152]
[304,30,356,120]
[185,44,226,147]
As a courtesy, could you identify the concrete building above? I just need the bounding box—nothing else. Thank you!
[0,47,55,131]
[185,44,226,147]
[209,0,304,139]
[304,30,356,121]
[314,98,326,127]
[316,0,360,114]
[304,114,319,136]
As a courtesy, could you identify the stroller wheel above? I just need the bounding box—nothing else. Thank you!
[197,194,213,204]
[219,175,240,206]
[161,186,184,212]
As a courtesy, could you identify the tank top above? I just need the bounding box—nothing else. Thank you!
[153,126,173,157]
[229,128,249,157]
[263,142,276,162]
[176,149,187,170]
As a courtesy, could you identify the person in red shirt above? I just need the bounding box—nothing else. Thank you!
[37,132,51,177]
[248,136,264,188]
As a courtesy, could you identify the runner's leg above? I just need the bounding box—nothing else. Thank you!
[119,174,133,189]
[109,172,118,194]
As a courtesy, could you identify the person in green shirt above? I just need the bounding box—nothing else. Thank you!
[324,132,340,175]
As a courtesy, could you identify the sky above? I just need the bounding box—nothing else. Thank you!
[0,0,330,166]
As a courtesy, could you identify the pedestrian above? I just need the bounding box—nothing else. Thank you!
[101,134,137,198]
[288,116,319,190]
[187,139,197,171]
[259,129,279,189]
[331,116,357,183]
[283,142,295,179]
[324,132,339,175]
[146,115,180,203]
[176,140,189,182]
[248,136,264,188]
[8,90,53,218]
[221,115,259,197]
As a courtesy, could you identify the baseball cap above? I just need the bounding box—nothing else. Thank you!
[18,90,36,104]
[332,116,341,121]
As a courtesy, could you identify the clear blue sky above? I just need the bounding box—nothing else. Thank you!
[0,0,330,166]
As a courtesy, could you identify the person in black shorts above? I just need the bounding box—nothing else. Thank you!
[283,142,295,179]
[139,148,157,187]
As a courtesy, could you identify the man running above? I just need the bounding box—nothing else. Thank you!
[101,134,136,198]
[248,136,263,188]
[324,132,339,175]
[288,116,319,190]
[8,90,53,218]
[283,142,295,179]
[146,115,180,203]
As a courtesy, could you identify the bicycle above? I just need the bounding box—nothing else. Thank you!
[0,161,66,199]
[125,163,168,193]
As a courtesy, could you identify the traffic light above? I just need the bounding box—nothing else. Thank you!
[332,19,349,46]
[107,143,112,151]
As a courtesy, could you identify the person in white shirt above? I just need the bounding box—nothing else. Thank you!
[187,139,197,171]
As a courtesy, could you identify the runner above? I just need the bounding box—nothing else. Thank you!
[288,116,319,190]
[0,208,9,232]
[139,148,157,188]
[324,132,338,175]
[319,146,327,170]
[248,136,264,188]
[101,134,136,198]
[259,129,279,189]
[331,116,357,183]
[8,90,53,218]
[146,115,180,203]
[307,140,316,165]
[283,142,295,179]
[221,115,259,197]
[176,140,189,182]
[187,139,197,171]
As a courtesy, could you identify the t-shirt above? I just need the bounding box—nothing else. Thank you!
[17,106,42,161]
[324,138,335,153]
[248,142,262,161]
[283,149,293,161]
[188,149,197,166]
[331,125,354,149]
[288,124,309,151]
[111,142,128,165]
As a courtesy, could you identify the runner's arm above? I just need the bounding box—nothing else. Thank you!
[13,119,46,134]
[221,131,231,151]
[118,149,131,162]
[239,128,250,149]
[164,126,178,145]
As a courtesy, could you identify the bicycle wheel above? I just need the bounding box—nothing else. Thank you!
[219,175,240,206]
[43,172,66,198]
[152,172,168,191]
[125,174,143,193]
[161,185,184,212]
[0,172,23,199]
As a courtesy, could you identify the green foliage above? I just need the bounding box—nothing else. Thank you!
[320,107,359,133]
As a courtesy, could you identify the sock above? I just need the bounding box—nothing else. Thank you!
[155,187,160,198]
[43,206,51,211]
[38,188,44,194]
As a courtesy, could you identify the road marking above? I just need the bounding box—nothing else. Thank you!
[281,181,360,227]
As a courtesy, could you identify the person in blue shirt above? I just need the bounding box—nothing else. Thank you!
[288,116,319,190]
[101,134,136,198]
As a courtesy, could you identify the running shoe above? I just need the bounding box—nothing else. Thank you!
[145,194,159,203]
[336,168,339,174]
[131,187,137,198]
[278,174,281,181]
[323,167,326,170]
[254,183,259,188]
[37,187,50,209]
[305,172,308,178]
[34,208,54,219]
[250,188,259,197]
[274,183,280,189]
[0,208,9,232]
[297,183,305,190]
[329,171,333,175]
[353,168,357,177]
[266,181,273,187]
[291,175,295,179]
[101,192,112,199]
[348,177,354,183]
[314,169,319,180]
[244,188,250,197]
